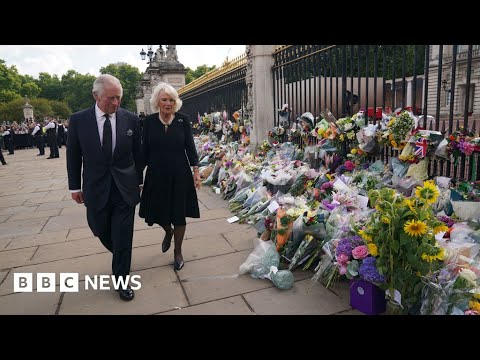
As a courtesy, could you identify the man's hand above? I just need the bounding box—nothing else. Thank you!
[71,191,84,204]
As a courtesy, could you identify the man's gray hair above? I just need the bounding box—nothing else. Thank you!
[92,74,123,97]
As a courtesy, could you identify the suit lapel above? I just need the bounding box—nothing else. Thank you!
[88,107,102,151]
[114,109,125,158]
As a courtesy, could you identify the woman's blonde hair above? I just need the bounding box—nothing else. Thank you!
[150,82,183,113]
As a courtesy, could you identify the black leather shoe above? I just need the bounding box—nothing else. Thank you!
[117,287,135,301]
[173,259,184,271]
[162,228,174,253]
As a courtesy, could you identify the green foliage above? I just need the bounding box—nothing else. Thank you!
[61,70,96,112]
[100,63,142,112]
[0,89,22,103]
[36,73,64,100]
[0,98,29,121]
[50,100,72,119]
[29,98,54,119]
[21,81,41,99]
[185,65,216,85]
[0,59,23,102]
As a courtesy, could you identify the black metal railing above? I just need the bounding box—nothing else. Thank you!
[273,45,479,181]
[179,55,247,123]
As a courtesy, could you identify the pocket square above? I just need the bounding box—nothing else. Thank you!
[178,119,183,123]
[126,129,133,136]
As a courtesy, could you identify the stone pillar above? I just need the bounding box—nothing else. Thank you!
[135,98,145,114]
[23,98,34,120]
[249,45,276,147]
[406,79,413,108]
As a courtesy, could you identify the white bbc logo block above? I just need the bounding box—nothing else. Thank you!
[37,273,56,292]
[14,273,33,292]
[60,273,79,292]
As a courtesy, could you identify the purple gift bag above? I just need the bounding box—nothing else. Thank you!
[350,279,386,315]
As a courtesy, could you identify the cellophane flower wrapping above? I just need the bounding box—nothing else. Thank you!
[239,239,294,290]
[420,266,457,315]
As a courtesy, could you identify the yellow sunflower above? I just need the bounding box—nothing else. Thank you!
[403,198,417,214]
[415,180,439,204]
[421,247,446,262]
[367,243,378,256]
[433,224,449,235]
[404,219,428,237]
[468,301,480,312]
[358,229,372,242]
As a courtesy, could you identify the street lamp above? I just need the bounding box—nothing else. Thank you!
[139,45,154,64]
[442,79,450,92]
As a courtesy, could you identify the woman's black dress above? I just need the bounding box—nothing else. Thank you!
[139,112,200,226]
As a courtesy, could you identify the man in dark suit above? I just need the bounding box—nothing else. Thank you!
[66,74,144,301]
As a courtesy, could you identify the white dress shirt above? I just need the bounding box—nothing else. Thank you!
[95,104,116,154]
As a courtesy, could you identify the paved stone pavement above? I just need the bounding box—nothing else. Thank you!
[0,147,360,315]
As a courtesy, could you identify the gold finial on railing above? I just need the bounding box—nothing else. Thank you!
[178,52,247,95]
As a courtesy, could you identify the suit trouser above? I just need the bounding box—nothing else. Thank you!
[37,137,45,155]
[86,178,135,279]
[0,148,6,164]
[48,141,59,158]
[6,140,14,154]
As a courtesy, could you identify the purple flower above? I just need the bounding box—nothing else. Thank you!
[320,182,334,191]
[336,238,354,258]
[335,235,364,258]
[437,215,455,228]
[358,257,386,284]
[321,199,338,211]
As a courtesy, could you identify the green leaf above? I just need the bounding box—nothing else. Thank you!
[391,240,400,253]
[347,260,359,277]
[399,232,411,246]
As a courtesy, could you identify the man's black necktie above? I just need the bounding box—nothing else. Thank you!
[103,113,112,161]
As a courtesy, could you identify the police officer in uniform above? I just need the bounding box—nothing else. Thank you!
[32,122,45,156]
[45,117,59,159]
[2,126,14,155]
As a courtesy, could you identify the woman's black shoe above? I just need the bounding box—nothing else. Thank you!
[173,259,184,270]
[162,228,173,253]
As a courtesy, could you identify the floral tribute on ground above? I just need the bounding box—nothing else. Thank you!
[192,107,480,315]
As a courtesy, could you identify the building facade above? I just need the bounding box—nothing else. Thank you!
[135,45,187,115]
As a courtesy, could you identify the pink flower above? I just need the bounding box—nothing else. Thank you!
[464,310,479,315]
[344,160,355,171]
[352,245,369,260]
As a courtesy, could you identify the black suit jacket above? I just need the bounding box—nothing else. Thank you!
[66,106,144,209]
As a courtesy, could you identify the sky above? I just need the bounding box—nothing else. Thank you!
[0,45,247,79]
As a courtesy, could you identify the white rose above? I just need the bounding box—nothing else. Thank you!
[459,268,477,287]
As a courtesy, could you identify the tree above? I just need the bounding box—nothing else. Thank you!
[21,81,41,99]
[185,65,216,85]
[61,70,96,112]
[29,98,54,120]
[0,59,23,102]
[35,72,64,100]
[100,63,142,112]
[0,98,29,122]
[50,100,72,119]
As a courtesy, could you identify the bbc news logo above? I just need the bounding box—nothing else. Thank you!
[13,273,142,293]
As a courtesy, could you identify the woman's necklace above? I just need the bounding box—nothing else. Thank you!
[159,114,173,133]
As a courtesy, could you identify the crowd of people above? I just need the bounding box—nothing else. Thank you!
[0,118,68,159]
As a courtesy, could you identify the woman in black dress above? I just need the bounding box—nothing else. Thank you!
[139,82,201,270]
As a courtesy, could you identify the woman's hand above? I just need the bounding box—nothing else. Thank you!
[193,172,202,190]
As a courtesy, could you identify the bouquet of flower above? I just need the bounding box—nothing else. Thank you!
[358,183,448,313]
[447,127,480,162]
[382,110,415,150]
